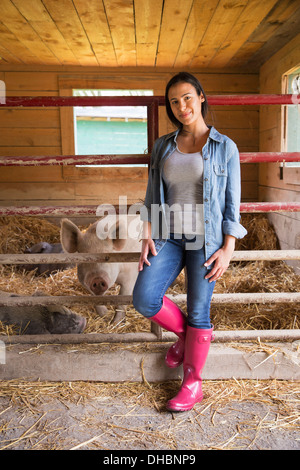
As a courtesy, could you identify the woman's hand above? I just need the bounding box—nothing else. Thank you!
[138,238,157,271]
[138,222,157,271]
[204,235,236,282]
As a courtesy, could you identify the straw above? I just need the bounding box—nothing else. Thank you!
[0,378,298,450]
[0,214,299,335]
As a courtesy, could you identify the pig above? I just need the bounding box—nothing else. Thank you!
[0,290,86,335]
[21,242,74,276]
[60,215,142,324]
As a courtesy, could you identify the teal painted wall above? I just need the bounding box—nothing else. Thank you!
[75,119,148,155]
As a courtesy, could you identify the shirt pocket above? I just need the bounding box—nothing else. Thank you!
[213,163,227,177]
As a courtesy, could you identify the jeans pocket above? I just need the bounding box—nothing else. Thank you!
[154,239,165,254]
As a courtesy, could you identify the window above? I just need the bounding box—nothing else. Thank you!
[73,89,153,166]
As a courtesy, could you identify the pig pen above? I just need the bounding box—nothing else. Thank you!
[0,213,299,336]
[0,214,299,451]
[0,213,299,384]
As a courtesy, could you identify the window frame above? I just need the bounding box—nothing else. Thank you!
[281,67,300,185]
[73,88,152,166]
[58,76,158,181]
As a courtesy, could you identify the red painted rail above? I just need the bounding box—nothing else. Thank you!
[0,202,299,217]
[239,202,300,212]
[0,93,298,217]
[0,152,299,166]
[1,94,299,107]
[0,154,150,166]
[239,152,300,163]
[208,94,300,105]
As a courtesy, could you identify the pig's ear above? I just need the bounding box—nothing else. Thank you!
[60,218,83,253]
[110,220,127,251]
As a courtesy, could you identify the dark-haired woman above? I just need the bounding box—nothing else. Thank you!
[133,72,247,411]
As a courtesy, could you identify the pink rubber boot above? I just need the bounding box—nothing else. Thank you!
[151,296,187,368]
[166,325,214,411]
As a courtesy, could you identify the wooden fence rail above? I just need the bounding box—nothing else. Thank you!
[1,292,299,309]
[0,202,300,217]
[0,92,299,344]
[2,328,300,345]
[0,250,299,266]
[0,152,299,166]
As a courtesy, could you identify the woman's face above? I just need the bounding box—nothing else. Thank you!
[168,81,205,127]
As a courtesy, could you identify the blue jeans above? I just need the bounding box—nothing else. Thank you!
[133,234,215,329]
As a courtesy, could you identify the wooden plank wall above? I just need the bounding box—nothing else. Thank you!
[259,33,300,271]
[0,66,259,210]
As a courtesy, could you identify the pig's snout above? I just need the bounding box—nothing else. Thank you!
[89,276,109,295]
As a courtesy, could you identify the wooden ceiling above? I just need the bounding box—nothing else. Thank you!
[0,0,299,70]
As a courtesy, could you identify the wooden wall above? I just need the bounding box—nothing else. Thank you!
[0,66,259,211]
[259,33,300,272]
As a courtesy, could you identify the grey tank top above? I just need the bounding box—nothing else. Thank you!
[162,147,205,240]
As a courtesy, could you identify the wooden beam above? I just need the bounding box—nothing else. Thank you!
[0,250,299,265]
[2,328,300,345]
[0,292,299,308]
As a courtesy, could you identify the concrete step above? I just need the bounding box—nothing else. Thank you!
[0,341,299,382]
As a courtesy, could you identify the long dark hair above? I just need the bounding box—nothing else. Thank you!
[165,72,208,129]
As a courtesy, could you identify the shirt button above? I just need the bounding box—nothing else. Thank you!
[204,198,208,202]
[205,220,209,224]
[206,242,210,246]
[204,177,208,181]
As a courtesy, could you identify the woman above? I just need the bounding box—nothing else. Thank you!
[133,72,247,411]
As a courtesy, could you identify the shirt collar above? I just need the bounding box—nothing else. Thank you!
[165,129,180,141]
[208,126,223,142]
[165,126,223,143]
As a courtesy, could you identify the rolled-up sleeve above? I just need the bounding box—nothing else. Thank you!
[140,141,157,223]
[139,137,163,223]
[222,143,247,239]
[140,167,153,222]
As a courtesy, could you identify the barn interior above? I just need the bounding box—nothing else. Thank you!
[0,0,299,333]
[0,0,298,347]
[0,0,299,452]
[0,0,299,260]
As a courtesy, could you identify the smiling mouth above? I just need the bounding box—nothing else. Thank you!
[180,112,191,119]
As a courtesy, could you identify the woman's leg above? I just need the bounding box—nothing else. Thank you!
[133,237,187,368]
[166,325,214,411]
[185,245,215,329]
[166,241,216,411]
[133,237,184,318]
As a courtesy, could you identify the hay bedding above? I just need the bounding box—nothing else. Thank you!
[0,214,299,335]
[0,216,299,450]
[0,378,299,449]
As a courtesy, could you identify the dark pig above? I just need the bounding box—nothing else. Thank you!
[21,242,74,275]
[0,290,86,335]
[60,215,142,324]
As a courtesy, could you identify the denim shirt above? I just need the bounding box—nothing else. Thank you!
[140,126,247,260]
